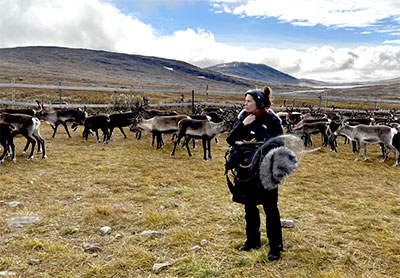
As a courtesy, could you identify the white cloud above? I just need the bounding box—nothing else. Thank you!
[0,0,155,53]
[384,39,400,44]
[211,0,400,29]
[1,0,400,82]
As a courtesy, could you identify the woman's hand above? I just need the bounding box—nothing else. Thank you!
[243,114,256,126]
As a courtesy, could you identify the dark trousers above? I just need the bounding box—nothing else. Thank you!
[244,188,283,251]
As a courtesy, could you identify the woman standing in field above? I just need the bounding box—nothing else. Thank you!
[226,86,284,261]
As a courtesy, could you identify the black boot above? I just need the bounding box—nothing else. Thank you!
[238,240,261,251]
[268,244,283,261]
[268,249,281,261]
[238,232,261,251]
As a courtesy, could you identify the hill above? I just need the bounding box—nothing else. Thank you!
[0,46,263,91]
[207,61,302,85]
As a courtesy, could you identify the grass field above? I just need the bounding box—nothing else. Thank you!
[0,124,399,278]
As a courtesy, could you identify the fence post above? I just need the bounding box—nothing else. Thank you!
[59,81,63,104]
[325,90,328,109]
[192,90,195,113]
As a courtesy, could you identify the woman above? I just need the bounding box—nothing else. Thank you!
[226,86,284,261]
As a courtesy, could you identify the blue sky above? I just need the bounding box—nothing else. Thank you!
[116,0,390,49]
[1,0,400,82]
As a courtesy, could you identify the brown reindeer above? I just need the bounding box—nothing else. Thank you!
[171,118,229,160]
[289,120,330,147]
[36,102,87,138]
[109,111,139,139]
[81,115,111,144]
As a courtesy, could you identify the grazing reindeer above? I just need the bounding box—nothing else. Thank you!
[36,102,87,138]
[334,123,398,166]
[0,113,46,161]
[171,119,228,160]
[129,115,189,149]
[0,123,18,163]
[81,115,110,143]
[109,111,138,139]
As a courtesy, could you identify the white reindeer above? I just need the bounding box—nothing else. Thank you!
[335,123,398,166]
[129,115,189,149]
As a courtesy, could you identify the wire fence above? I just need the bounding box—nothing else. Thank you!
[1,82,399,111]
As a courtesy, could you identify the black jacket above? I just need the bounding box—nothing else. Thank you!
[227,109,283,145]
[226,109,284,204]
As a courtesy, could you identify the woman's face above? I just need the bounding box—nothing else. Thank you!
[245,94,258,113]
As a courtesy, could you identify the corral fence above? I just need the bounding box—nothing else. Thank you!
[1,83,400,113]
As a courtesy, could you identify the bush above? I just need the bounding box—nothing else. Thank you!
[110,94,143,111]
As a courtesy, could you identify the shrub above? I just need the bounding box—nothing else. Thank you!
[110,93,143,111]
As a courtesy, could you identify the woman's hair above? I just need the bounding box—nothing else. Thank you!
[262,86,272,109]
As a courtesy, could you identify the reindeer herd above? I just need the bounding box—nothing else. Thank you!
[277,108,400,166]
[1,102,399,166]
[0,102,238,163]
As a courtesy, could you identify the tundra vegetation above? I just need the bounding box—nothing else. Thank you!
[0,123,399,278]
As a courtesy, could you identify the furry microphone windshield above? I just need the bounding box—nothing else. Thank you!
[259,146,299,191]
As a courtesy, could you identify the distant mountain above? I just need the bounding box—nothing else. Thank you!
[207,61,302,85]
[0,46,262,90]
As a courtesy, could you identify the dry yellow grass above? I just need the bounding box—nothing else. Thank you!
[0,123,399,278]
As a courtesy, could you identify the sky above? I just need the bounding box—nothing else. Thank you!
[1,0,400,83]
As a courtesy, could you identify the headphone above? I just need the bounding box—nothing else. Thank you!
[245,90,266,109]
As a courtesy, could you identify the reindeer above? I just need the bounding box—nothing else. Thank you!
[186,112,225,148]
[0,107,42,154]
[171,118,229,160]
[140,107,179,119]
[334,122,398,166]
[289,120,330,147]
[0,113,46,161]
[109,111,138,139]
[338,117,375,152]
[81,115,110,143]
[285,111,303,131]
[129,115,189,149]
[0,123,18,163]
[0,108,37,116]
[36,102,87,138]
[134,106,178,144]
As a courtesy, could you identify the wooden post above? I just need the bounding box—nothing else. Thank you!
[191,90,195,114]
[59,81,62,104]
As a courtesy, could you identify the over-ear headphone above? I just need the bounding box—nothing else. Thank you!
[245,90,266,109]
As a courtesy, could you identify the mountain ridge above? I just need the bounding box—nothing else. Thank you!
[0,46,263,90]
[206,61,302,85]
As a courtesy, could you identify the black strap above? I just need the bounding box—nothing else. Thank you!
[226,175,236,195]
